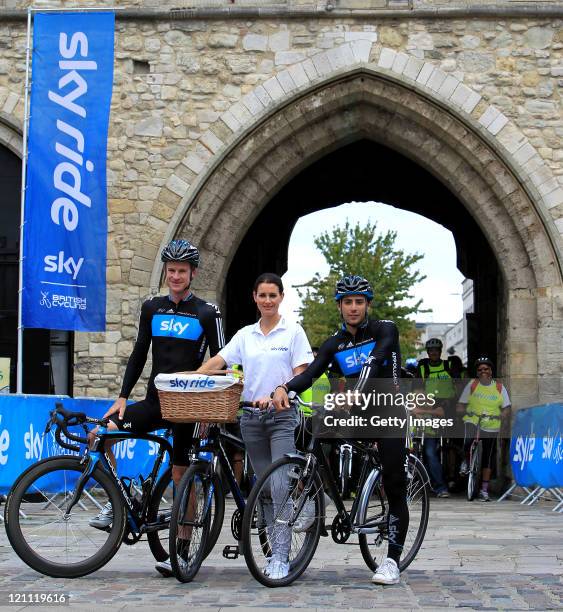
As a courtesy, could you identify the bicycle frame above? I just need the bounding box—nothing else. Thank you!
[67,427,173,534]
[192,424,246,514]
[299,436,383,535]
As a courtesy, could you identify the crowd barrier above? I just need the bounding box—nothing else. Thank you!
[506,403,563,511]
[0,394,170,495]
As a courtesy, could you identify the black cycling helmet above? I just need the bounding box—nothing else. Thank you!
[475,356,494,369]
[425,338,443,350]
[161,239,200,267]
[334,275,373,301]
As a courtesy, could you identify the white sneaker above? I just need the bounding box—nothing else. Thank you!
[266,557,290,580]
[89,501,113,529]
[155,556,188,578]
[293,498,315,532]
[155,560,174,578]
[478,490,490,502]
[371,557,400,585]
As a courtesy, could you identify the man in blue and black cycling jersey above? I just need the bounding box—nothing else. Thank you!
[272,275,408,585]
[89,239,224,576]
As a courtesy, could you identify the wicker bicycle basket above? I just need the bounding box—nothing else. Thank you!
[157,370,243,423]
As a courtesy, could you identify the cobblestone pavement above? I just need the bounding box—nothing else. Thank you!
[0,496,561,611]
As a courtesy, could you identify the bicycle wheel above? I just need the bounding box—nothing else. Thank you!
[467,441,482,501]
[169,462,213,583]
[241,456,323,587]
[146,468,174,562]
[359,453,430,572]
[4,456,127,578]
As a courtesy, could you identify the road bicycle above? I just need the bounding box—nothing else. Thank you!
[241,398,431,587]
[168,402,259,583]
[4,404,204,578]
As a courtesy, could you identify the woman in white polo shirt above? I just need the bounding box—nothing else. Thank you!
[197,272,313,579]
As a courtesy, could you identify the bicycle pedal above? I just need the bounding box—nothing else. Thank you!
[222,545,239,559]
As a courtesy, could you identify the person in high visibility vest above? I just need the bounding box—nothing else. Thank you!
[414,338,455,498]
[456,356,512,502]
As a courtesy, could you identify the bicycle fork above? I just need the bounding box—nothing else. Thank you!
[61,456,99,518]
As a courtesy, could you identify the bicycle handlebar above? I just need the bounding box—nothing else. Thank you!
[45,403,109,452]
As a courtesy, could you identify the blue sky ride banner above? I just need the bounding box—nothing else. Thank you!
[23,12,114,331]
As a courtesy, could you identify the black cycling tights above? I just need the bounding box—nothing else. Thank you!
[377,437,409,564]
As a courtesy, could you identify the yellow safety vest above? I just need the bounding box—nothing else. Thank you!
[420,360,456,436]
[463,380,504,432]
[421,360,457,399]
[299,373,330,417]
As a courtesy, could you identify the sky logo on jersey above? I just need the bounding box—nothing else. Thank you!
[152,314,203,340]
[334,341,376,375]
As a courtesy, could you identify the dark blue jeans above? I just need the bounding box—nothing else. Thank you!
[423,437,447,494]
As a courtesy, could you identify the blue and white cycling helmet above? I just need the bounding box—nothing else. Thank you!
[161,239,200,267]
[334,275,374,301]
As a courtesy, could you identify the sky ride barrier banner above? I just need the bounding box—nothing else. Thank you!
[0,395,170,495]
[510,403,563,488]
[23,12,115,332]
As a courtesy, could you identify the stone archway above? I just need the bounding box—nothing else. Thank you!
[161,68,561,406]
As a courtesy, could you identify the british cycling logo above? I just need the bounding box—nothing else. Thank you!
[40,291,52,308]
[40,291,86,311]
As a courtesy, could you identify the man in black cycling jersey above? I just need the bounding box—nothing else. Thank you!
[89,239,224,576]
[272,275,408,585]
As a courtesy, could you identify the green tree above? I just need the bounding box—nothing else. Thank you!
[297,221,426,357]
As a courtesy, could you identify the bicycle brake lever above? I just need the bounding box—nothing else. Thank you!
[44,411,57,435]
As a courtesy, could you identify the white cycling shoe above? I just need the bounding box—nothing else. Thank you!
[371,557,400,585]
[89,501,113,530]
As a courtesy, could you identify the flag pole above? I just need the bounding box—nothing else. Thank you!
[17,7,32,394]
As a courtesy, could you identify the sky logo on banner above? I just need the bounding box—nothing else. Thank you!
[24,423,44,460]
[512,435,535,471]
[22,12,114,332]
[44,251,84,280]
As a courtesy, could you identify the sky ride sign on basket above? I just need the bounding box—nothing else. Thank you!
[155,372,244,424]
[154,372,241,393]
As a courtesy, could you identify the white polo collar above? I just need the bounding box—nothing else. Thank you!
[251,316,287,336]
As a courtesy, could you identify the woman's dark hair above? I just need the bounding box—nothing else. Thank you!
[253,273,284,294]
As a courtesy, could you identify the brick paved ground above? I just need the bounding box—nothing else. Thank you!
[0,495,561,611]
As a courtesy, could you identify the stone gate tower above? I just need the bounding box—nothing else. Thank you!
[1,0,562,406]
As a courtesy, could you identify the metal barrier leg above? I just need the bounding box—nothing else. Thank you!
[497,482,517,502]
[527,487,546,505]
[521,486,540,504]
